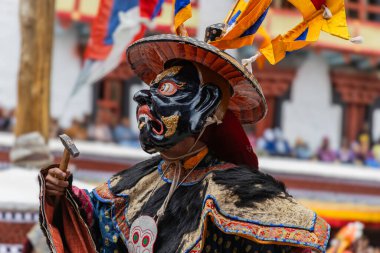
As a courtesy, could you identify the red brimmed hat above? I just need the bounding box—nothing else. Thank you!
[126,34,266,168]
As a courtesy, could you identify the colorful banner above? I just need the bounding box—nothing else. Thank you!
[85,0,163,60]
[208,0,352,66]
[210,0,272,50]
[259,0,350,64]
[71,0,164,97]
[173,0,192,34]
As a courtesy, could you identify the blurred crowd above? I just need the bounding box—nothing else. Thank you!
[246,127,380,169]
[0,106,14,132]
[50,108,140,148]
[353,238,380,253]
[327,222,380,253]
[1,105,380,167]
[0,106,140,148]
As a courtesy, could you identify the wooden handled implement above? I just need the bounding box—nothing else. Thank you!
[53,134,80,205]
[58,134,80,172]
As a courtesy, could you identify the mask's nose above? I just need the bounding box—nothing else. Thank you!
[133,89,151,105]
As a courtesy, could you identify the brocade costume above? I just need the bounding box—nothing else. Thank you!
[40,150,329,253]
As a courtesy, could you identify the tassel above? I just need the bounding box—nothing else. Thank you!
[140,17,154,30]
[206,114,222,126]
[226,23,235,34]
[322,5,332,19]
[118,11,153,30]
[242,52,261,73]
[350,36,364,44]
[176,24,188,36]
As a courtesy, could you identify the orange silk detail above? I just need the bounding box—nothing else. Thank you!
[183,147,209,170]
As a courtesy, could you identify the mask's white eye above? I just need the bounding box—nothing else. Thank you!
[158,81,178,96]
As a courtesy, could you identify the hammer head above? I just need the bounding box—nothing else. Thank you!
[59,134,80,158]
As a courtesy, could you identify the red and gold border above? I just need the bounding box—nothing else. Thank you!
[188,198,330,253]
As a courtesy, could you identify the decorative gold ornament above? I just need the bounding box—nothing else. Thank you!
[161,114,180,138]
[152,66,183,85]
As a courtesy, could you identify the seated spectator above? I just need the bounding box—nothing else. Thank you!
[255,136,267,155]
[65,118,88,140]
[317,137,336,162]
[0,107,5,129]
[274,128,291,157]
[7,109,16,132]
[350,141,362,164]
[357,123,371,147]
[355,237,380,253]
[82,113,92,129]
[364,139,380,168]
[113,117,139,147]
[356,133,372,164]
[336,138,355,164]
[373,138,380,163]
[293,138,312,160]
[0,107,11,131]
[262,128,276,155]
[50,118,62,138]
[88,116,113,142]
[365,154,380,168]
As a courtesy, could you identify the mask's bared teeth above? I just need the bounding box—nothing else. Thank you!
[138,113,151,124]
[137,105,164,135]
[139,121,146,129]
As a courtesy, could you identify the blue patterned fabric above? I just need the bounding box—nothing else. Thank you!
[86,190,126,253]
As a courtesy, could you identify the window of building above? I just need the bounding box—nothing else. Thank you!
[346,0,380,22]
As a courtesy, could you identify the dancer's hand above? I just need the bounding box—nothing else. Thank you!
[45,167,70,197]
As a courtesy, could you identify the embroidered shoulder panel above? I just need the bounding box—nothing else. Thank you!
[178,174,330,253]
[206,175,317,230]
[187,198,330,253]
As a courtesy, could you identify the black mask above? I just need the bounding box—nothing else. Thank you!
[133,61,222,153]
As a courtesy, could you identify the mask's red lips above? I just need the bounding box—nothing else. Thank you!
[137,105,164,135]
[137,105,154,119]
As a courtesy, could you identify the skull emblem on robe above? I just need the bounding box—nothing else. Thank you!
[127,216,157,253]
